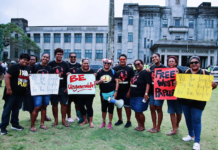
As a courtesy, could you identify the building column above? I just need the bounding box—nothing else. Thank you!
[92,33,96,61]
[179,49,182,66]
[81,33,85,59]
[164,54,167,66]
[208,50,211,66]
[71,33,74,52]
[50,33,54,60]
[61,33,64,49]
[103,33,107,58]
[40,33,44,58]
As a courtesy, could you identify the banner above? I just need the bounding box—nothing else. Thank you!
[30,74,60,96]
[154,68,177,100]
[174,74,214,101]
[67,74,96,95]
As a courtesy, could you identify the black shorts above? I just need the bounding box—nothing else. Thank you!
[51,87,68,105]
[116,92,130,107]
[68,95,78,104]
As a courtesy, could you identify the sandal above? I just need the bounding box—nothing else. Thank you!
[136,127,145,131]
[149,128,160,133]
[29,127,37,132]
[147,128,154,132]
[40,125,48,130]
[62,122,70,127]
[51,122,58,127]
[45,116,51,121]
[167,131,177,136]
[134,126,140,130]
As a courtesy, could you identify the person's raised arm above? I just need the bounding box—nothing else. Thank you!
[5,73,12,95]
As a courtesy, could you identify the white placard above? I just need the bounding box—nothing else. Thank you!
[67,74,95,95]
[30,74,60,96]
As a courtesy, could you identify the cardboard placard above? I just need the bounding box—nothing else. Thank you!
[67,74,95,95]
[154,68,177,100]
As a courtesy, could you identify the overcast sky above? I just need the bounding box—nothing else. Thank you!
[1,0,218,26]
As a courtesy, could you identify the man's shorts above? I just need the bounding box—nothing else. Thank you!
[167,100,182,114]
[68,95,78,104]
[116,92,130,107]
[51,87,68,105]
[149,94,164,106]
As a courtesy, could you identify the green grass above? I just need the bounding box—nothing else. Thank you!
[0,81,218,150]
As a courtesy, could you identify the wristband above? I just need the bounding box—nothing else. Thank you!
[145,93,148,95]
[115,90,118,92]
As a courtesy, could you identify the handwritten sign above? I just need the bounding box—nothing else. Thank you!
[154,68,177,100]
[67,74,96,95]
[30,74,60,96]
[174,74,214,101]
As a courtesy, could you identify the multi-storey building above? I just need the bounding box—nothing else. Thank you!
[7,0,218,68]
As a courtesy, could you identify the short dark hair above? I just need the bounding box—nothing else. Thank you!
[20,53,30,61]
[69,52,76,57]
[55,48,64,55]
[134,59,143,65]
[189,55,201,63]
[41,53,50,59]
[153,53,160,58]
[30,55,37,61]
[119,54,127,59]
[82,58,89,63]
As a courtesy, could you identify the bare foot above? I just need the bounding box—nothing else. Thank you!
[90,122,94,128]
[80,120,88,126]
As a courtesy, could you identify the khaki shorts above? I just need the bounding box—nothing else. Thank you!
[0,74,4,80]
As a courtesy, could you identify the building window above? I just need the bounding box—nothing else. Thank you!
[162,19,168,27]
[85,34,92,43]
[128,16,133,25]
[3,52,8,59]
[44,34,50,43]
[128,33,133,42]
[175,19,180,26]
[211,20,214,28]
[34,34,40,43]
[96,34,103,43]
[74,50,81,59]
[145,19,147,26]
[64,49,71,58]
[188,36,193,41]
[147,45,149,48]
[151,40,153,47]
[144,38,146,48]
[205,20,207,28]
[163,35,167,40]
[175,36,180,40]
[44,49,50,54]
[151,19,153,26]
[147,39,150,42]
[117,49,121,59]
[176,0,180,5]
[27,34,30,38]
[15,34,18,39]
[148,19,150,26]
[85,50,92,59]
[96,50,103,59]
[106,34,108,43]
[118,23,122,31]
[54,34,60,43]
[75,34,82,43]
[189,20,194,28]
[127,49,133,59]
[64,34,71,43]
[118,34,122,43]
[15,49,18,58]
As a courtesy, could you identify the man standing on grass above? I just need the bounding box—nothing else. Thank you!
[48,48,70,127]
[113,54,134,127]
[67,52,81,123]
[0,53,31,135]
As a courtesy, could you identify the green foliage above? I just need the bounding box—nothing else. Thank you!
[0,23,40,53]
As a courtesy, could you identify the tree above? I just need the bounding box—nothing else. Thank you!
[0,23,40,60]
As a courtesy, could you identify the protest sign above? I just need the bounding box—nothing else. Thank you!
[67,74,96,95]
[30,74,60,96]
[154,68,177,100]
[174,74,214,101]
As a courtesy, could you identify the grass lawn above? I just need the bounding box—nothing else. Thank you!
[0,81,218,150]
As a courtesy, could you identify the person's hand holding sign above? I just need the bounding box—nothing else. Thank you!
[212,82,217,90]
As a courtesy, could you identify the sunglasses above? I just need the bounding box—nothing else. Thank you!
[190,61,199,65]
[70,56,76,58]
[104,62,111,65]
[119,58,126,61]
[134,63,141,67]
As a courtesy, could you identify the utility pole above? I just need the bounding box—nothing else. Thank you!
[0,29,2,61]
[107,0,114,61]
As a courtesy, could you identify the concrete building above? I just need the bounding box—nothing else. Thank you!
[8,0,218,68]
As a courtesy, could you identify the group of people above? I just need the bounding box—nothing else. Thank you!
[0,48,217,150]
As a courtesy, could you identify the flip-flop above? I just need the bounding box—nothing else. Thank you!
[62,122,70,127]
[166,132,177,136]
[29,128,37,132]
[51,122,58,127]
[134,127,140,130]
[39,125,48,130]
[136,127,145,131]
[45,116,51,121]
[147,128,154,132]
[149,128,160,133]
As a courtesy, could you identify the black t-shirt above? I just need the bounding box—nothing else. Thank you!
[149,64,167,95]
[96,69,117,93]
[31,64,52,74]
[68,62,81,74]
[48,60,70,88]
[178,69,209,110]
[4,63,30,96]
[75,68,95,99]
[113,65,134,94]
[130,70,152,98]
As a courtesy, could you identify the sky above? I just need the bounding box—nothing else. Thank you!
[0,0,218,26]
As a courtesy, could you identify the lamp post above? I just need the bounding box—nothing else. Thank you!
[107,0,114,61]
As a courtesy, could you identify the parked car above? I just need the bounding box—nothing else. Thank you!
[90,65,103,73]
[210,66,218,82]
